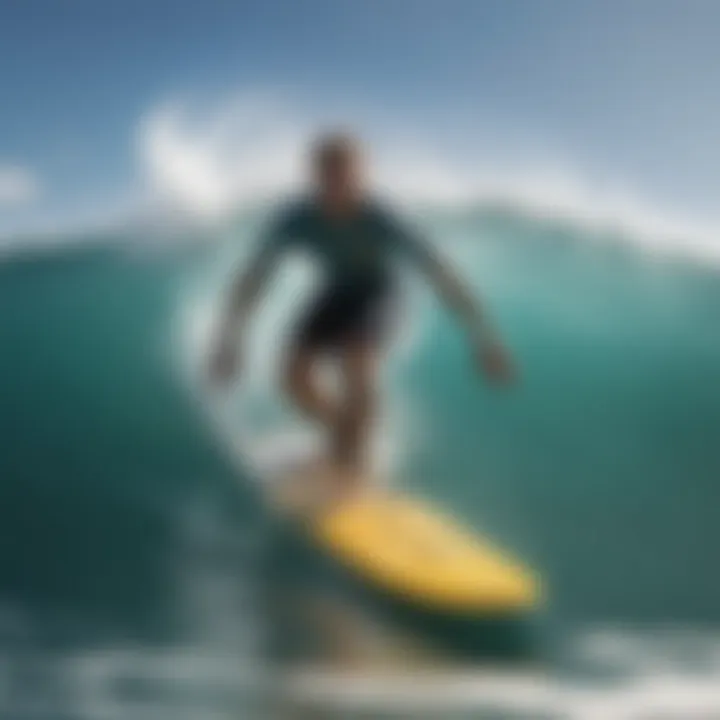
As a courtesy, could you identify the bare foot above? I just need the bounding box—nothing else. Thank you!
[316,463,373,508]
[274,457,327,513]
[277,459,379,516]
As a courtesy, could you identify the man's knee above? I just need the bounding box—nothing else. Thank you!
[343,346,377,414]
[345,372,377,420]
[283,351,311,400]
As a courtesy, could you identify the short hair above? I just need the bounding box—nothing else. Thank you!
[312,131,360,168]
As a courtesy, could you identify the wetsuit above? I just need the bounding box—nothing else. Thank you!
[250,197,435,351]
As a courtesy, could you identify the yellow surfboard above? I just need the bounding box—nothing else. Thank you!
[307,490,541,614]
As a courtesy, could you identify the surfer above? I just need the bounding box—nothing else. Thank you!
[208,132,515,499]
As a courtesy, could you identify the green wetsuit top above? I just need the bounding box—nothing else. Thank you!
[250,197,435,295]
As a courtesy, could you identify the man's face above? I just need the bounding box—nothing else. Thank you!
[316,150,362,203]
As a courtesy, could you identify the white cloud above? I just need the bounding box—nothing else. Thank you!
[0,165,40,206]
[136,94,310,219]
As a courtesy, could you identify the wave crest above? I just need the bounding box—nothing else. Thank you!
[136,93,720,264]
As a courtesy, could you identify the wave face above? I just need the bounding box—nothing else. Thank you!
[0,202,720,714]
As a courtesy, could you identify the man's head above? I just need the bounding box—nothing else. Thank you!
[311,131,363,208]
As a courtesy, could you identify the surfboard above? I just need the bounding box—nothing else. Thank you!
[269,474,538,614]
[249,430,539,615]
[310,491,540,614]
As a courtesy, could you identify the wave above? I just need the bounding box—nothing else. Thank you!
[3,90,720,269]
[135,94,720,266]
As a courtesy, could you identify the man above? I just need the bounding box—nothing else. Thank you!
[208,132,515,500]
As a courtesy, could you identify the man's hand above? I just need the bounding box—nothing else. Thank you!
[473,338,516,385]
[208,337,242,387]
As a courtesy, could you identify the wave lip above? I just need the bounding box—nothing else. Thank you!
[3,92,719,268]
[135,96,720,266]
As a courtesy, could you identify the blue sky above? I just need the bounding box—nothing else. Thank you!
[2,0,720,236]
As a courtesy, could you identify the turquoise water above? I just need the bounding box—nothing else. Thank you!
[1,207,720,714]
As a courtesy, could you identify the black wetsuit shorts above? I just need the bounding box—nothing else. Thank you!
[294,280,397,351]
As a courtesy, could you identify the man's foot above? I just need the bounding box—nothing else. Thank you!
[272,455,322,513]
[316,461,377,507]
[275,457,378,515]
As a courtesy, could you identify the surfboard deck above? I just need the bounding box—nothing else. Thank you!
[270,469,540,615]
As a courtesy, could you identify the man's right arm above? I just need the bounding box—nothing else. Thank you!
[223,234,282,335]
[208,215,290,384]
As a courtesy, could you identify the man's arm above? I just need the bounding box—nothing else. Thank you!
[208,221,288,384]
[390,214,514,382]
[388,212,493,341]
[217,241,277,340]
[416,248,495,342]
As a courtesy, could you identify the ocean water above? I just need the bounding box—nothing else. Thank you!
[1,204,720,717]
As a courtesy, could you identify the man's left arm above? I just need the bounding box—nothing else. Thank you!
[390,214,515,382]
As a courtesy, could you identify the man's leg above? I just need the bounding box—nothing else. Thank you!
[333,341,379,480]
[283,346,338,429]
